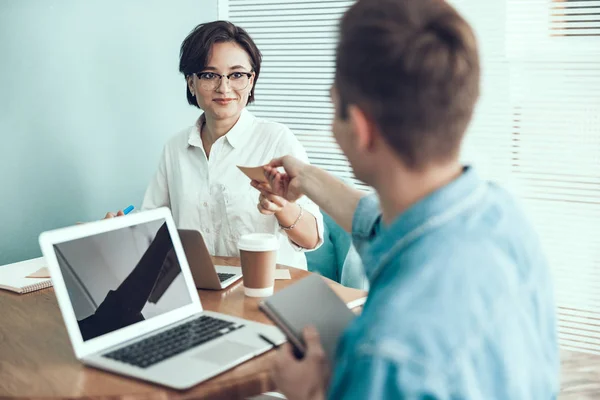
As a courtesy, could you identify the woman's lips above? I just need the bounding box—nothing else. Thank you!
[213,98,236,105]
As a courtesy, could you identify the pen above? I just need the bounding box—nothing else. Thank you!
[123,205,135,215]
[258,333,279,349]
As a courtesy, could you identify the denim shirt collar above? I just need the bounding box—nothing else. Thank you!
[363,167,486,284]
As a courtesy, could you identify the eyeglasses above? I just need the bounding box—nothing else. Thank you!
[194,71,253,91]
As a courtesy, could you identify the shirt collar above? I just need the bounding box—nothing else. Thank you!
[363,166,486,283]
[187,108,253,149]
[187,121,203,148]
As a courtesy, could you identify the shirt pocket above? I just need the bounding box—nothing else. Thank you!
[223,186,278,245]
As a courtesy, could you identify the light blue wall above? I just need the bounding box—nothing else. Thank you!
[0,0,217,264]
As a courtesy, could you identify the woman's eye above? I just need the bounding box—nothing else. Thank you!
[230,72,244,79]
[199,72,217,80]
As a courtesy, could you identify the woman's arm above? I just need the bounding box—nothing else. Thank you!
[141,146,171,210]
[264,157,365,233]
[255,129,324,250]
[256,190,320,249]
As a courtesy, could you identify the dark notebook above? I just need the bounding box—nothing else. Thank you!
[259,274,355,364]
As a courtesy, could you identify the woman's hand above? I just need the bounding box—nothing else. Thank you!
[253,182,289,215]
[252,168,319,249]
[104,210,125,219]
[264,156,309,203]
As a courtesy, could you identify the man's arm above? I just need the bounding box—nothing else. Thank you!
[264,156,366,233]
[299,164,364,233]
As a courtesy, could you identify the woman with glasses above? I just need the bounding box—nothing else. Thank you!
[108,21,323,269]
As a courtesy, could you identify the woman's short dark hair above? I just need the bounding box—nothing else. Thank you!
[179,21,262,107]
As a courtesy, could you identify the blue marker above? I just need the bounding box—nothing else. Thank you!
[123,205,135,215]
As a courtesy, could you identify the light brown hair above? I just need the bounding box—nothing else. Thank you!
[336,0,480,168]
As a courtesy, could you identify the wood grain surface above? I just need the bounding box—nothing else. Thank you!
[0,257,366,399]
[0,257,597,398]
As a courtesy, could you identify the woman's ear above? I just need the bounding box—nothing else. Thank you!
[348,105,376,152]
[248,73,255,95]
[187,75,195,96]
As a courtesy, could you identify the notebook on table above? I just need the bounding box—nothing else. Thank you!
[0,257,52,294]
[259,274,356,364]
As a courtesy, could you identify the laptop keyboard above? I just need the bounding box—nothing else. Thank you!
[104,315,244,369]
[217,272,236,282]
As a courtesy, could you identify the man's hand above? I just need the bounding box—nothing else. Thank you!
[272,326,329,400]
[264,156,310,203]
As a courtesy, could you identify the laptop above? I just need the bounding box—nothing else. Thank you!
[39,207,285,390]
[178,229,243,290]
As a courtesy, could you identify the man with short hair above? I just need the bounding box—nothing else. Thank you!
[256,0,559,398]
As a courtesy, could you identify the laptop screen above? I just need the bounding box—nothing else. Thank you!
[53,219,193,341]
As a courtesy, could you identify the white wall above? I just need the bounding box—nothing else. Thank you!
[0,0,217,265]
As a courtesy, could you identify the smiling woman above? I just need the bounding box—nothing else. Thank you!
[134,21,324,269]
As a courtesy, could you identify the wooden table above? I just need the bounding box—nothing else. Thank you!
[2,258,600,399]
[0,257,367,399]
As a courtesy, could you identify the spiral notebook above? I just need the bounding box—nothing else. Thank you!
[0,257,53,294]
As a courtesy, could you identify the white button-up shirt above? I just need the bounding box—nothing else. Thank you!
[142,109,324,269]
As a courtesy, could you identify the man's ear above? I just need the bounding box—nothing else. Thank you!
[348,105,376,152]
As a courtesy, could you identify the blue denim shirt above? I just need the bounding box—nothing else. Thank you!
[328,167,559,399]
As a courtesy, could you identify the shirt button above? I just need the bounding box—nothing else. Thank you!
[205,228,210,233]
[203,202,208,207]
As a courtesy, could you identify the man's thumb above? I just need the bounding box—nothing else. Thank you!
[268,157,284,168]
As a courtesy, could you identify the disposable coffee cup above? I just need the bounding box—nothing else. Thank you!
[238,233,279,297]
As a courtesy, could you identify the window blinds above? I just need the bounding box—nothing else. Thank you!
[225,0,363,188]
[225,0,600,354]
[451,0,600,355]
[507,0,600,355]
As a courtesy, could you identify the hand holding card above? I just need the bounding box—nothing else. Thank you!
[237,165,270,185]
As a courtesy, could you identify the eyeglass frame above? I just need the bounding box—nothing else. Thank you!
[193,71,254,91]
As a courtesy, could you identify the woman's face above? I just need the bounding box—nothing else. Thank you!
[187,41,254,121]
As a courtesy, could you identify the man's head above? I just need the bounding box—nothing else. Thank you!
[331,0,480,184]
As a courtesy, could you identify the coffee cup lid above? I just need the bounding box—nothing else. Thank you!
[238,233,279,252]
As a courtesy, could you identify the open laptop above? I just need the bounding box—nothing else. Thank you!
[39,207,285,390]
[178,229,242,290]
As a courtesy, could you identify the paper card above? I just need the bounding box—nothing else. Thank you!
[237,165,269,184]
[26,267,51,279]
[227,267,291,280]
[274,269,291,280]
[346,296,367,310]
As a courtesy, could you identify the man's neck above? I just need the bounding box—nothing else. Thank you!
[374,161,463,226]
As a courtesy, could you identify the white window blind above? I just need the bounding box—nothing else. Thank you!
[225,0,600,354]
[452,0,600,355]
[225,0,364,188]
